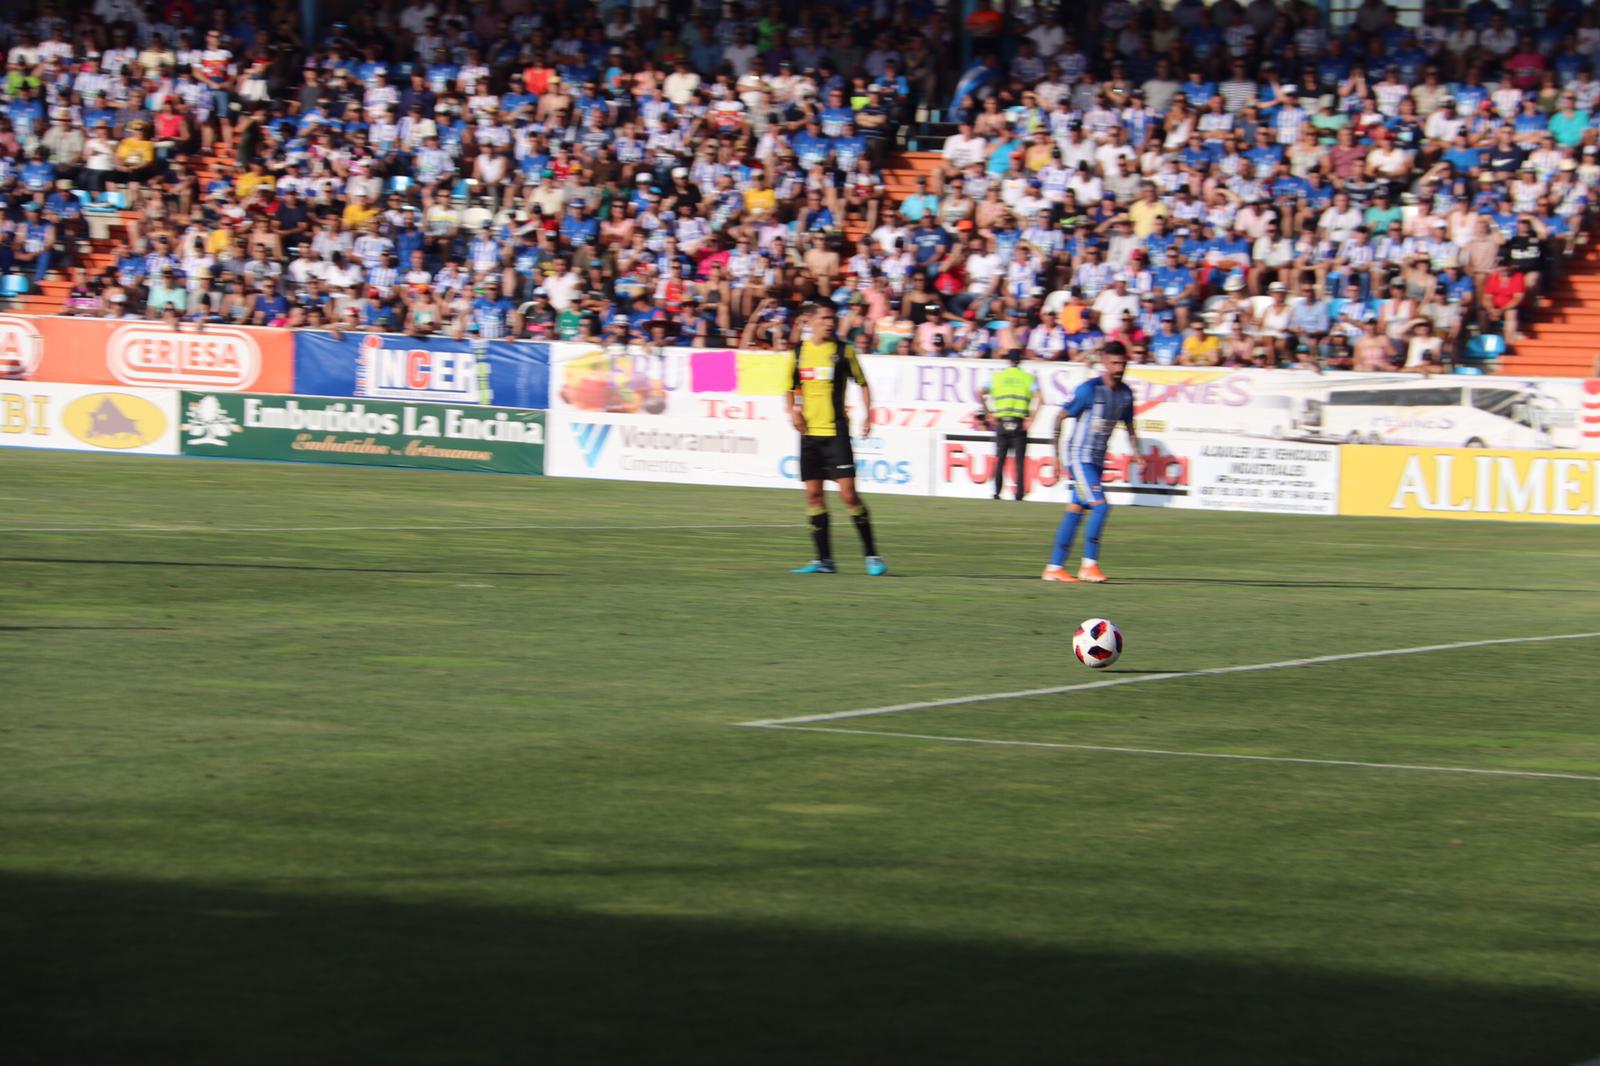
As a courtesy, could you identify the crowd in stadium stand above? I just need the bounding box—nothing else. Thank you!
[1,0,1596,372]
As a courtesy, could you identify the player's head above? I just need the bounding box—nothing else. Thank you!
[1006,348,1024,365]
[1101,341,1128,384]
[812,305,837,340]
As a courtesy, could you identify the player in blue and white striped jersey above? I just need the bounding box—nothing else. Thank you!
[1042,342,1139,584]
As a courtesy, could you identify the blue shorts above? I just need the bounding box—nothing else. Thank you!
[1066,458,1106,507]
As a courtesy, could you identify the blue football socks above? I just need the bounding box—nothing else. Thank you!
[1050,509,1083,568]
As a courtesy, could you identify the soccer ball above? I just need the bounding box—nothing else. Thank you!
[1073,618,1123,669]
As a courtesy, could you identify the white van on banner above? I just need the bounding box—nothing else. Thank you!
[0,380,178,456]
[547,409,936,496]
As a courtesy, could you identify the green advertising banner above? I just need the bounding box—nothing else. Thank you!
[179,392,545,475]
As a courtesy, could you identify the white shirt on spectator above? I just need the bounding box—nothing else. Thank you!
[1094,142,1134,177]
[965,252,1002,293]
[1092,288,1140,322]
[663,71,701,106]
[1318,204,1362,242]
[943,132,987,169]
[723,43,758,75]
[542,270,581,311]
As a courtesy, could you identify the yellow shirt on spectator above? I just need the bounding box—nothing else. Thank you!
[744,186,777,219]
[115,137,154,168]
[1180,333,1221,366]
[341,201,379,229]
[206,227,234,256]
[236,171,276,199]
[1128,199,1169,239]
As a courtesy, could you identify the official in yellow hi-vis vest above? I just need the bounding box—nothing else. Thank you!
[980,349,1041,501]
[787,306,886,576]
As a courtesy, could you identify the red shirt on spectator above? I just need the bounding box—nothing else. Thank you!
[523,66,554,95]
[1485,270,1526,309]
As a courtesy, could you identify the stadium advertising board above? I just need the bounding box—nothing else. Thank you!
[0,315,45,378]
[294,332,551,410]
[935,432,1194,505]
[550,342,791,420]
[864,360,1600,451]
[862,359,1305,435]
[0,380,178,455]
[1189,441,1340,515]
[1339,446,1600,524]
[553,346,1600,452]
[935,431,1338,514]
[179,392,544,475]
[548,409,935,495]
[0,317,294,393]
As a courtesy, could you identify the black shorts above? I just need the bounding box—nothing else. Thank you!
[799,434,856,482]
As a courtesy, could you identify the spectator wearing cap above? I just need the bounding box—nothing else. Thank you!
[1348,320,1393,371]
[1091,272,1140,326]
[912,302,957,355]
[113,120,157,193]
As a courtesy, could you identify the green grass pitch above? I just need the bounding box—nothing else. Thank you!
[3,450,1599,1065]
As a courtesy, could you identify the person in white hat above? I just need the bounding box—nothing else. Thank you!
[1091,271,1140,325]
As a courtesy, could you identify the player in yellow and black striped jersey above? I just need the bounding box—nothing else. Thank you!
[787,306,886,576]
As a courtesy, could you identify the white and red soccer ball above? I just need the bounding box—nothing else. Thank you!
[1073,618,1123,669]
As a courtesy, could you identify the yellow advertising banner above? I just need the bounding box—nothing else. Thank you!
[1340,446,1600,524]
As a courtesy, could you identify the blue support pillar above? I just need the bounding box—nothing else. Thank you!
[302,0,320,46]
[962,0,978,74]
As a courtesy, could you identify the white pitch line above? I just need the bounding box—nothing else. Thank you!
[751,725,1600,783]
[739,632,1600,727]
[0,521,801,534]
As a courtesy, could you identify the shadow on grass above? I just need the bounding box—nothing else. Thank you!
[0,557,557,579]
[4,871,1596,1066]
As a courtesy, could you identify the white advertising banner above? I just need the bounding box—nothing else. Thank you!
[1189,441,1341,515]
[549,410,783,485]
[549,342,792,420]
[545,342,1600,518]
[935,432,1195,507]
[0,380,179,455]
[547,408,935,496]
[935,430,1339,515]
[551,343,1600,450]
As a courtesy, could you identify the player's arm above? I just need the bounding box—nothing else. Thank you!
[1123,394,1140,453]
[1055,381,1091,452]
[845,344,873,437]
[978,378,993,421]
[1027,374,1041,422]
[787,348,806,433]
[1052,404,1071,457]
